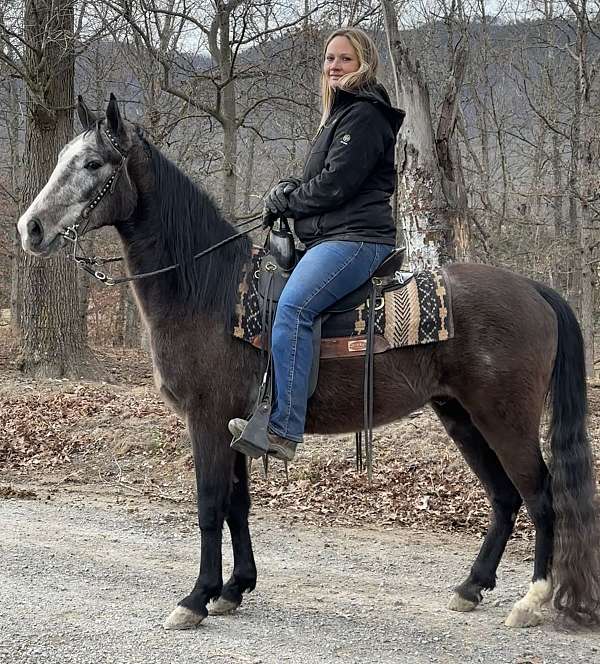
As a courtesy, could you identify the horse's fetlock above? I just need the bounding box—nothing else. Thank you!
[456,579,484,604]
[182,592,213,613]
[201,581,224,602]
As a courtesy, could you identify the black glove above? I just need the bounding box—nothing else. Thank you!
[264,177,301,214]
[262,208,278,229]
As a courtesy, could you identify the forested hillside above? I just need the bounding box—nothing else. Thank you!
[1,0,598,376]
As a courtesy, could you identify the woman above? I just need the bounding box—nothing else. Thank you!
[230,27,405,461]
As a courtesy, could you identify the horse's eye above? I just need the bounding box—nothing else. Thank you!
[85,161,102,171]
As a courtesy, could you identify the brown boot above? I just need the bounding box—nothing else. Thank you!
[266,430,297,462]
[228,418,297,461]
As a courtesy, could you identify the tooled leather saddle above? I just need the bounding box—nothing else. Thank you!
[232,216,409,475]
[256,218,408,393]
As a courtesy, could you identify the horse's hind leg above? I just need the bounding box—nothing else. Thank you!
[210,452,257,615]
[471,411,555,627]
[432,399,522,612]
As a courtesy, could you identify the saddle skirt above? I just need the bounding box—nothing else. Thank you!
[233,247,454,358]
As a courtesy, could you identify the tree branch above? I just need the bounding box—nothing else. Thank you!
[436,39,468,180]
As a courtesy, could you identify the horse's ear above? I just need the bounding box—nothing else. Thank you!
[77,95,98,130]
[106,93,125,138]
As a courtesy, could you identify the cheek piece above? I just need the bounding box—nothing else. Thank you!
[62,128,128,243]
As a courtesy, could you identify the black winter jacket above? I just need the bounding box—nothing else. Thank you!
[286,83,405,248]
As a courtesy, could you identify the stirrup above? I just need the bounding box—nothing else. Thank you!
[229,418,297,462]
[229,403,271,459]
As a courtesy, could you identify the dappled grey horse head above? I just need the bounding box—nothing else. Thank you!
[17,94,137,256]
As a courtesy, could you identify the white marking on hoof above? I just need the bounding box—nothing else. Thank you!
[208,597,239,616]
[163,605,206,630]
[448,592,478,612]
[505,579,553,628]
[505,603,543,628]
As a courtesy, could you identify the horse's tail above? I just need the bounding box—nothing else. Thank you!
[535,283,600,625]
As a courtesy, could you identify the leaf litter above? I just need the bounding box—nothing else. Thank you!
[0,341,599,543]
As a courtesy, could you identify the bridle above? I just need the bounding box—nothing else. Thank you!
[62,127,129,245]
[61,126,263,286]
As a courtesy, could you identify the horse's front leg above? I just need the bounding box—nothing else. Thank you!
[164,422,234,630]
[210,451,257,615]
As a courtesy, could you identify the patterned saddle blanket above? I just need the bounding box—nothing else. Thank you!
[233,249,454,358]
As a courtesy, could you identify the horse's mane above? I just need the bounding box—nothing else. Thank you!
[132,133,252,322]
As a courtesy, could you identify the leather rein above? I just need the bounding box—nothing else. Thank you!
[61,127,263,287]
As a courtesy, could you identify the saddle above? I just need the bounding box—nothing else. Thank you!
[232,216,409,476]
[257,219,408,395]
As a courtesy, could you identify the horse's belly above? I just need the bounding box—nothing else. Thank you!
[305,351,430,435]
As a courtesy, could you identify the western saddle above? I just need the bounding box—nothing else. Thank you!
[232,216,408,477]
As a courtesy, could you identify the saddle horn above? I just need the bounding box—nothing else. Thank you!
[268,215,296,272]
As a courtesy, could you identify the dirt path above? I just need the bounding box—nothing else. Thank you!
[1,489,598,664]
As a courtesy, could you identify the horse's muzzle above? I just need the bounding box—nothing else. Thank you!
[18,215,60,256]
[26,217,44,251]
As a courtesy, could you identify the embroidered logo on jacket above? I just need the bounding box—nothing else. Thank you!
[340,133,351,145]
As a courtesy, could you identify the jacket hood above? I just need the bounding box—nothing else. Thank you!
[334,83,405,134]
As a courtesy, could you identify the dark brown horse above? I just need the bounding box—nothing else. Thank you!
[17,95,600,630]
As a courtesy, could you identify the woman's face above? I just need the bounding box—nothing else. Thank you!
[324,35,360,88]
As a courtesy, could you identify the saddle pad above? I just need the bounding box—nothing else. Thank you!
[383,270,453,347]
[232,248,453,350]
[233,248,264,343]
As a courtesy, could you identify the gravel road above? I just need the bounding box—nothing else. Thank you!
[1,490,599,664]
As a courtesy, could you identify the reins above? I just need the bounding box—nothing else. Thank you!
[62,127,263,286]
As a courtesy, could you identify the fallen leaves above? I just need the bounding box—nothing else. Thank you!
[0,383,185,470]
[0,485,37,500]
[0,337,599,543]
[249,447,505,536]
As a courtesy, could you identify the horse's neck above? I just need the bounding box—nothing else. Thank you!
[115,219,169,324]
[116,188,246,330]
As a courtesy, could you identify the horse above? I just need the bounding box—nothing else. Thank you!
[17,94,600,630]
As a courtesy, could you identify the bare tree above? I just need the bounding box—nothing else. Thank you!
[382,0,470,268]
[565,0,599,375]
[94,0,321,217]
[0,0,102,377]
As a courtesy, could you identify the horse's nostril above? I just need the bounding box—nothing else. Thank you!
[27,217,44,247]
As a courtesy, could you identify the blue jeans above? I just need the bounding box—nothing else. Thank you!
[269,241,393,442]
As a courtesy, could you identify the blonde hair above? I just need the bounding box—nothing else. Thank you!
[319,28,379,129]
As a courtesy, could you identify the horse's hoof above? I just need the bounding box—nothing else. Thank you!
[163,605,206,630]
[448,592,478,612]
[208,597,240,615]
[504,603,543,628]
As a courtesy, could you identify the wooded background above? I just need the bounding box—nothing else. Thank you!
[0,0,598,378]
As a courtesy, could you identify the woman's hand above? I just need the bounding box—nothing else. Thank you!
[264,177,301,214]
[262,208,279,229]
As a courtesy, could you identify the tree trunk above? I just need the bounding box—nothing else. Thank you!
[551,130,566,293]
[6,79,22,338]
[242,132,257,214]
[114,285,126,347]
[566,0,595,374]
[17,0,101,378]
[382,0,470,269]
[221,119,238,217]
[567,62,582,316]
[218,2,237,218]
[579,213,595,376]
[123,287,141,347]
[11,229,21,339]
